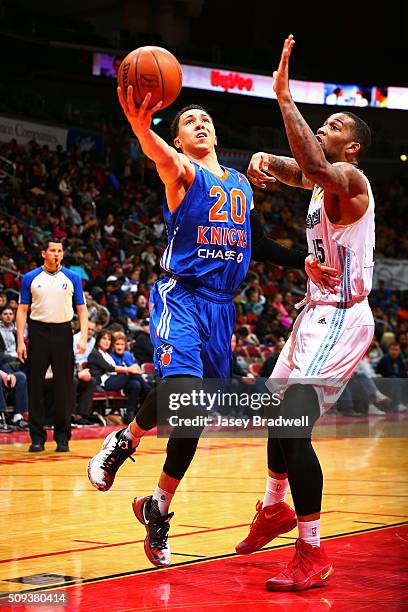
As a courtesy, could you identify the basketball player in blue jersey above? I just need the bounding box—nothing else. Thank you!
[88,84,340,568]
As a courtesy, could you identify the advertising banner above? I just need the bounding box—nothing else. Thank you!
[0,116,67,149]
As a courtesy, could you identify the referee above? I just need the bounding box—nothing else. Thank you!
[16,239,88,452]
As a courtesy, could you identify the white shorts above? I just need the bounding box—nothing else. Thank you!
[266,299,375,414]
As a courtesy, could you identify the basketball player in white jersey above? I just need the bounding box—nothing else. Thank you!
[236,35,375,591]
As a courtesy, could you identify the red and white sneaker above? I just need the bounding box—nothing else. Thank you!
[133,496,174,567]
[87,428,135,491]
[266,538,333,591]
[236,500,297,555]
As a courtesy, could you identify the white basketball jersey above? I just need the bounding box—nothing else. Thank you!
[306,172,375,304]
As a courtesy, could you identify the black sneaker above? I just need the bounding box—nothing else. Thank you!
[75,417,98,427]
[87,428,135,491]
[16,419,29,429]
[56,442,70,452]
[29,442,45,452]
[132,495,173,567]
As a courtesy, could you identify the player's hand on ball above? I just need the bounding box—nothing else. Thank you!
[247,152,277,189]
[117,86,163,136]
[305,254,341,294]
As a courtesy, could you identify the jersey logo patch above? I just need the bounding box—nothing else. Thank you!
[158,343,173,366]
[317,317,327,325]
[306,208,321,229]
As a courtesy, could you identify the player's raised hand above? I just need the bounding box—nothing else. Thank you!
[247,152,277,189]
[305,255,341,294]
[117,86,163,137]
[273,34,295,99]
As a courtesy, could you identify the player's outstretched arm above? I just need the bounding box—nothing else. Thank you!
[118,86,188,188]
[247,152,313,190]
[273,35,365,197]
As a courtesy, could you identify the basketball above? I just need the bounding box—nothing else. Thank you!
[117,46,183,110]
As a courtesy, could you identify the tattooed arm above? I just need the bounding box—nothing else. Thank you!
[247,152,313,190]
[272,35,366,199]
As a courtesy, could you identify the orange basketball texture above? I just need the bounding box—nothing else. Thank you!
[118,46,183,110]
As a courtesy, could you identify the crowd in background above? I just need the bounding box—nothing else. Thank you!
[0,139,406,427]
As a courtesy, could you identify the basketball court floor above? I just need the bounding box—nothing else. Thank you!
[1,415,407,611]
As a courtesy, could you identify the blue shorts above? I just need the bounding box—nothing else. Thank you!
[149,277,235,379]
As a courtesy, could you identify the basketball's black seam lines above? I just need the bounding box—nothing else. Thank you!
[151,49,164,105]
[134,50,143,107]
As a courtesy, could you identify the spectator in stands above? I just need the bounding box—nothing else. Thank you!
[60,196,82,226]
[72,364,98,426]
[105,276,123,309]
[0,306,20,370]
[232,333,249,379]
[0,368,29,429]
[399,332,408,370]
[141,244,157,266]
[380,330,397,351]
[259,338,285,379]
[111,331,152,422]
[354,353,392,416]
[272,293,293,329]
[244,287,265,317]
[121,294,138,320]
[228,333,254,416]
[236,325,260,346]
[371,280,392,310]
[0,294,8,309]
[253,301,281,344]
[376,343,407,412]
[135,293,148,318]
[88,330,145,424]
[233,290,247,319]
[281,270,305,296]
[121,267,140,294]
[73,319,96,366]
[132,319,154,365]
[103,213,117,243]
[367,338,384,368]
[7,299,18,314]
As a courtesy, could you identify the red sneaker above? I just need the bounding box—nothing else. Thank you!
[266,538,333,591]
[235,500,297,555]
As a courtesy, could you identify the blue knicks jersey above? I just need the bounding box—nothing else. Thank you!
[160,163,253,293]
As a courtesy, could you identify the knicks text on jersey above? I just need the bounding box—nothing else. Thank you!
[160,162,253,294]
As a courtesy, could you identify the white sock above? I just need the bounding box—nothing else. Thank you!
[263,476,289,507]
[123,425,142,449]
[298,519,320,547]
[153,485,174,515]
